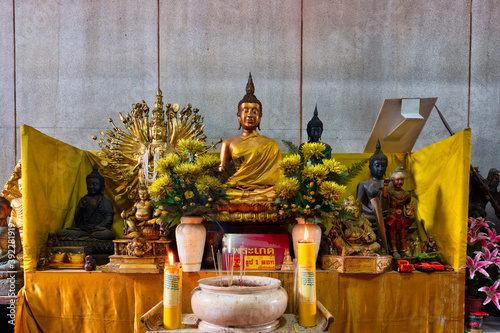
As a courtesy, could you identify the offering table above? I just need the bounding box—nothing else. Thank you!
[16,269,464,333]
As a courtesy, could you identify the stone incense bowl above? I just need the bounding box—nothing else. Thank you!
[191,275,288,332]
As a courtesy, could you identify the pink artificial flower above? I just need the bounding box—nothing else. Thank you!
[482,240,499,251]
[460,252,492,280]
[478,248,499,262]
[487,228,500,245]
[468,229,488,246]
[469,217,492,231]
[479,280,500,310]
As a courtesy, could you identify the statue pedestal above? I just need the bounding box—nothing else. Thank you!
[321,255,392,274]
[215,202,285,223]
[102,239,175,274]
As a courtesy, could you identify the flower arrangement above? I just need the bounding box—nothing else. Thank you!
[148,139,227,227]
[460,217,500,309]
[274,142,366,224]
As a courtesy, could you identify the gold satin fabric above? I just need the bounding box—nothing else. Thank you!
[16,270,464,333]
[15,125,469,332]
[227,132,282,187]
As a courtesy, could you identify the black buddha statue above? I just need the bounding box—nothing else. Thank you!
[356,139,389,228]
[299,105,332,159]
[57,164,115,241]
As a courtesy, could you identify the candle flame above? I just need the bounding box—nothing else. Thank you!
[168,252,174,265]
[304,226,309,240]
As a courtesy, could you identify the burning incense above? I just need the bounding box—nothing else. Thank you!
[240,246,243,286]
[217,251,222,287]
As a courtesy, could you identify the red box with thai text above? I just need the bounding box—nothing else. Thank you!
[222,234,290,270]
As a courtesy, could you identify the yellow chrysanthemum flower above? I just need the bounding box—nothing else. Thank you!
[155,153,180,175]
[195,175,224,196]
[322,158,348,174]
[173,162,201,184]
[177,139,205,156]
[274,177,300,200]
[302,164,329,181]
[195,154,221,173]
[319,181,346,203]
[148,175,174,200]
[184,190,195,199]
[278,154,302,174]
[300,142,326,160]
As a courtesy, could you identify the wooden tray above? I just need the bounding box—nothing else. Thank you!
[141,300,334,332]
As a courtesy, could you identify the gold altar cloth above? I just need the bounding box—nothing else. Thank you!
[15,270,464,333]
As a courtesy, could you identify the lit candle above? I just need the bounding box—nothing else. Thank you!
[298,226,316,327]
[163,252,182,329]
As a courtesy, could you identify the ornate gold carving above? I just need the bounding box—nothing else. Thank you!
[92,90,220,201]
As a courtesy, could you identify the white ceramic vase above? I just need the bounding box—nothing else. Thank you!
[292,217,322,260]
[191,276,288,332]
[175,216,206,272]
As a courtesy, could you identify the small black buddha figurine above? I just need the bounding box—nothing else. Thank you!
[84,255,97,271]
[356,139,389,228]
[57,164,115,240]
[299,105,332,160]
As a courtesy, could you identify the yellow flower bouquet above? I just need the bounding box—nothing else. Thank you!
[148,139,228,227]
[275,142,366,224]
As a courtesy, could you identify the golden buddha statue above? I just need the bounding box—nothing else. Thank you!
[329,197,381,255]
[219,73,282,202]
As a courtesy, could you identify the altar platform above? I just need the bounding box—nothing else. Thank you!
[15,269,464,333]
[14,127,470,332]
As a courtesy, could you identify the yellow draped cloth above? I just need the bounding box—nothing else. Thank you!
[15,125,469,332]
[225,132,282,200]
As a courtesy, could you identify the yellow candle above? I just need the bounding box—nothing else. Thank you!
[298,227,316,327]
[163,252,182,329]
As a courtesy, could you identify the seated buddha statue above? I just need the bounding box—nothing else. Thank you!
[219,74,282,202]
[329,197,381,255]
[57,164,116,241]
[299,105,332,160]
[121,185,156,238]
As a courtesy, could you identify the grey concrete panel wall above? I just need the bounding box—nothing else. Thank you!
[471,0,500,173]
[0,0,15,186]
[14,0,157,149]
[303,0,470,154]
[2,0,500,203]
[470,1,500,226]
[159,0,301,147]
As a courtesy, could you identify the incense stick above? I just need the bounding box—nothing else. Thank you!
[217,251,222,287]
[293,258,298,314]
[211,245,218,282]
[240,246,243,287]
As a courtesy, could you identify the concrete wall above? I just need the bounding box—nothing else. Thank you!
[1,0,498,212]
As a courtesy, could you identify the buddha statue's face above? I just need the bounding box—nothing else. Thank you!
[238,103,261,130]
[87,177,102,195]
[138,189,149,201]
[150,125,167,141]
[392,173,404,190]
[308,126,322,142]
[345,201,361,218]
[369,159,387,179]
